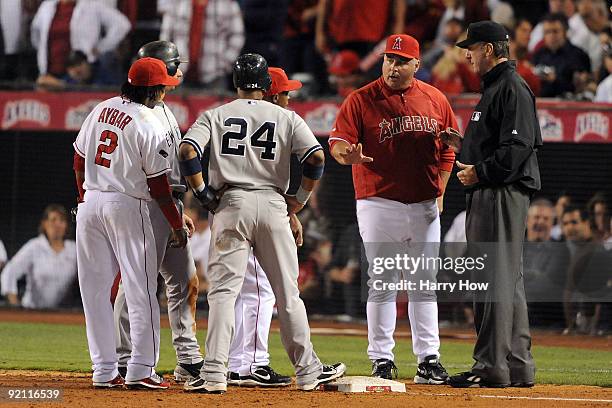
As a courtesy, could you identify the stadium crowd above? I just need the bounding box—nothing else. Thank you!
[0,0,611,100]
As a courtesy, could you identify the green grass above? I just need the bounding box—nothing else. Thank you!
[0,322,610,386]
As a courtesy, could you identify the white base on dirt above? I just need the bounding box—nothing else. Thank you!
[318,376,406,393]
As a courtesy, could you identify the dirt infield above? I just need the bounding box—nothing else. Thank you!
[0,370,610,408]
[1,309,609,351]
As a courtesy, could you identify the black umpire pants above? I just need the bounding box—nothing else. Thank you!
[465,184,535,385]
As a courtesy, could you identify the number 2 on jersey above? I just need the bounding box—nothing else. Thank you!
[221,118,276,160]
[94,130,118,168]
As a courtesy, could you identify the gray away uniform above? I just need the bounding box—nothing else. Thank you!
[182,98,324,386]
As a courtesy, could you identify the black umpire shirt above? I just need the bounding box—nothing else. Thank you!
[460,61,542,192]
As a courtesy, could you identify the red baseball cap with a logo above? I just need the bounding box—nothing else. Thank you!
[383,34,420,60]
[267,67,302,96]
[328,50,361,76]
[128,57,180,87]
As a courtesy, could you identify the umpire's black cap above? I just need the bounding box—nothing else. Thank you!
[456,21,509,48]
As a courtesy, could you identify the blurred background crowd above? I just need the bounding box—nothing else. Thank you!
[0,0,611,101]
[0,0,610,335]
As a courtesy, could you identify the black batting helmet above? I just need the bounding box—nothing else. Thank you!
[232,53,272,92]
[137,40,186,76]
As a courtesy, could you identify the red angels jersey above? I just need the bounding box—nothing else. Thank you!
[73,96,171,200]
[329,77,457,204]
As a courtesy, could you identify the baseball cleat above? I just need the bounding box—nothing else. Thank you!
[414,355,449,385]
[174,361,204,383]
[183,377,226,393]
[93,374,125,388]
[239,366,291,387]
[371,359,398,380]
[125,373,170,390]
[297,362,346,391]
[227,371,242,386]
[447,371,509,388]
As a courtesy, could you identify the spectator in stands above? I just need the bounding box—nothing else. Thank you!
[281,0,329,95]
[594,43,612,102]
[510,19,541,95]
[587,193,611,242]
[0,205,77,309]
[315,0,406,57]
[531,13,591,97]
[327,223,363,319]
[430,32,480,95]
[421,18,466,75]
[0,0,41,81]
[551,191,572,241]
[433,0,489,46]
[30,0,130,81]
[569,0,607,73]
[327,50,366,97]
[529,0,576,53]
[561,205,610,335]
[36,49,122,89]
[403,0,445,45]
[240,0,289,68]
[560,205,592,331]
[523,199,568,328]
[160,0,244,90]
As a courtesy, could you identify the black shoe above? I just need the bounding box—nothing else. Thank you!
[118,366,127,379]
[297,362,347,391]
[174,361,203,382]
[448,371,509,388]
[371,359,398,380]
[414,355,449,385]
[227,371,242,386]
[239,366,292,387]
[511,381,535,388]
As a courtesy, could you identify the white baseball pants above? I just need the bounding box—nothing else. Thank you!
[76,191,161,382]
[228,251,276,376]
[357,197,441,363]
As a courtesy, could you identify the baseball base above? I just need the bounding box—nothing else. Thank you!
[318,376,406,393]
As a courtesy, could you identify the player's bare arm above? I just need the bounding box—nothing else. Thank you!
[437,170,451,214]
[289,213,303,247]
[286,149,325,214]
[178,143,220,213]
[330,140,374,165]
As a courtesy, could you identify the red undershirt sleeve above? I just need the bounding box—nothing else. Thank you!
[147,174,183,230]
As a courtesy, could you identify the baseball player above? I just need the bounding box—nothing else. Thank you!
[329,34,457,384]
[226,67,304,387]
[112,41,204,384]
[73,57,187,389]
[178,53,346,393]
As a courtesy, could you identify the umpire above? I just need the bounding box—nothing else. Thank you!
[447,21,542,388]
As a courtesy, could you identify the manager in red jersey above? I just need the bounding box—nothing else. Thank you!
[329,34,457,384]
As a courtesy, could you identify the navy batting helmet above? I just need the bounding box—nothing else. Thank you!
[232,53,272,92]
[137,40,186,76]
